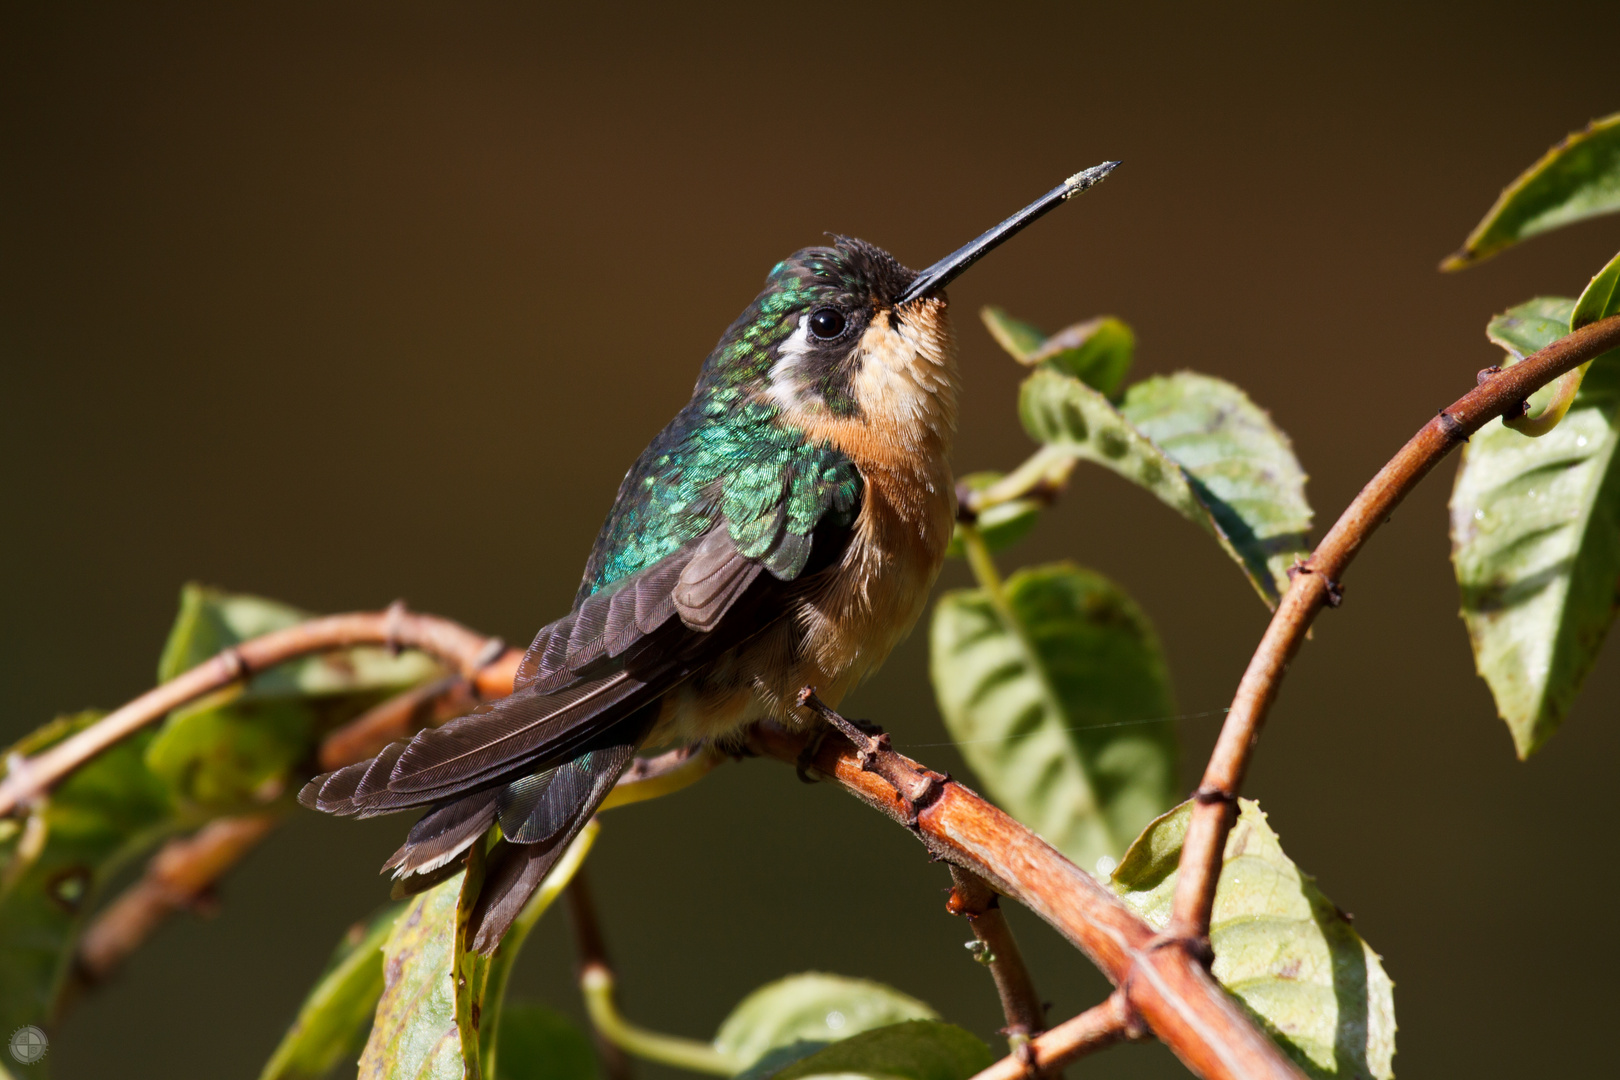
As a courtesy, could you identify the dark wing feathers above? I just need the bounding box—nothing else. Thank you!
[516,543,692,694]
[382,786,503,877]
[673,527,765,632]
[296,530,764,821]
[498,741,637,844]
[299,462,864,955]
[388,669,656,796]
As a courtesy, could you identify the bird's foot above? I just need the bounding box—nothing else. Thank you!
[795,687,945,826]
[795,687,889,767]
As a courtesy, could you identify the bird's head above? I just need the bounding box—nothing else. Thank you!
[699,162,1119,461]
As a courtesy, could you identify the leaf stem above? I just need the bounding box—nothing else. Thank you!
[579,964,741,1076]
[964,445,1077,518]
[959,522,1006,597]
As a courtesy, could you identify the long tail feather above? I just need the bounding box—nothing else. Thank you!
[383,786,503,878]
[466,721,648,953]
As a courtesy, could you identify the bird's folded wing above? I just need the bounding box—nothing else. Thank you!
[298,525,788,818]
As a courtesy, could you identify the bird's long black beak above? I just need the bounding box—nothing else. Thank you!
[898,161,1120,305]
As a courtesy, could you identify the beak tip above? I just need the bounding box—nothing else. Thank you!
[1063,160,1122,197]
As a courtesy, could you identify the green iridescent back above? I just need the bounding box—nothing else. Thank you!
[574,245,883,603]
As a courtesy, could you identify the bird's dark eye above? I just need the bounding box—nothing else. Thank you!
[808,308,846,340]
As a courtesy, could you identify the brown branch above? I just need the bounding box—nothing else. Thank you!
[0,607,514,818]
[749,722,1306,1080]
[1166,310,1620,941]
[947,865,1051,1060]
[566,869,635,1080]
[969,992,1143,1080]
[8,586,1300,1076]
[69,813,279,996]
[53,662,686,1019]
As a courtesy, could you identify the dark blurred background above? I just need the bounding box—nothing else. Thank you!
[4,3,1619,1077]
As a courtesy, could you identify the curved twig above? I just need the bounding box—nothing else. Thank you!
[0,608,518,818]
[968,991,1143,1080]
[1166,311,1620,940]
[8,598,1302,1078]
[68,812,279,998]
[748,723,1305,1080]
[947,866,1050,1056]
[567,870,636,1080]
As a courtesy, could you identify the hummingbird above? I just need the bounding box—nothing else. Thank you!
[300,163,1118,951]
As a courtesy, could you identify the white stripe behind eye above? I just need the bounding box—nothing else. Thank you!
[766,314,813,412]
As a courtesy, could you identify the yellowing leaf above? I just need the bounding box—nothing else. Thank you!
[1443,112,1620,269]
[260,903,405,1080]
[358,825,597,1080]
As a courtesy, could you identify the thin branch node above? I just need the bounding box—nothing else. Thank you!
[383,599,409,655]
[220,645,250,682]
[1144,931,1215,969]
[469,636,509,679]
[1475,365,1501,385]
[1193,785,1236,806]
[796,687,944,824]
[1436,409,1466,442]
[1013,1037,1038,1080]
[1285,560,1344,607]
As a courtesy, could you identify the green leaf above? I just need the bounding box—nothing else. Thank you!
[1110,799,1395,1080]
[496,1003,599,1080]
[982,307,1135,397]
[764,1021,993,1080]
[1573,249,1620,331]
[714,973,937,1069]
[1451,295,1620,756]
[1443,112,1620,269]
[358,823,597,1080]
[1020,367,1312,606]
[157,583,442,694]
[931,563,1177,872]
[356,858,476,1080]
[148,584,442,810]
[260,903,406,1080]
[0,712,181,1041]
[1501,256,1620,436]
[945,471,1042,559]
